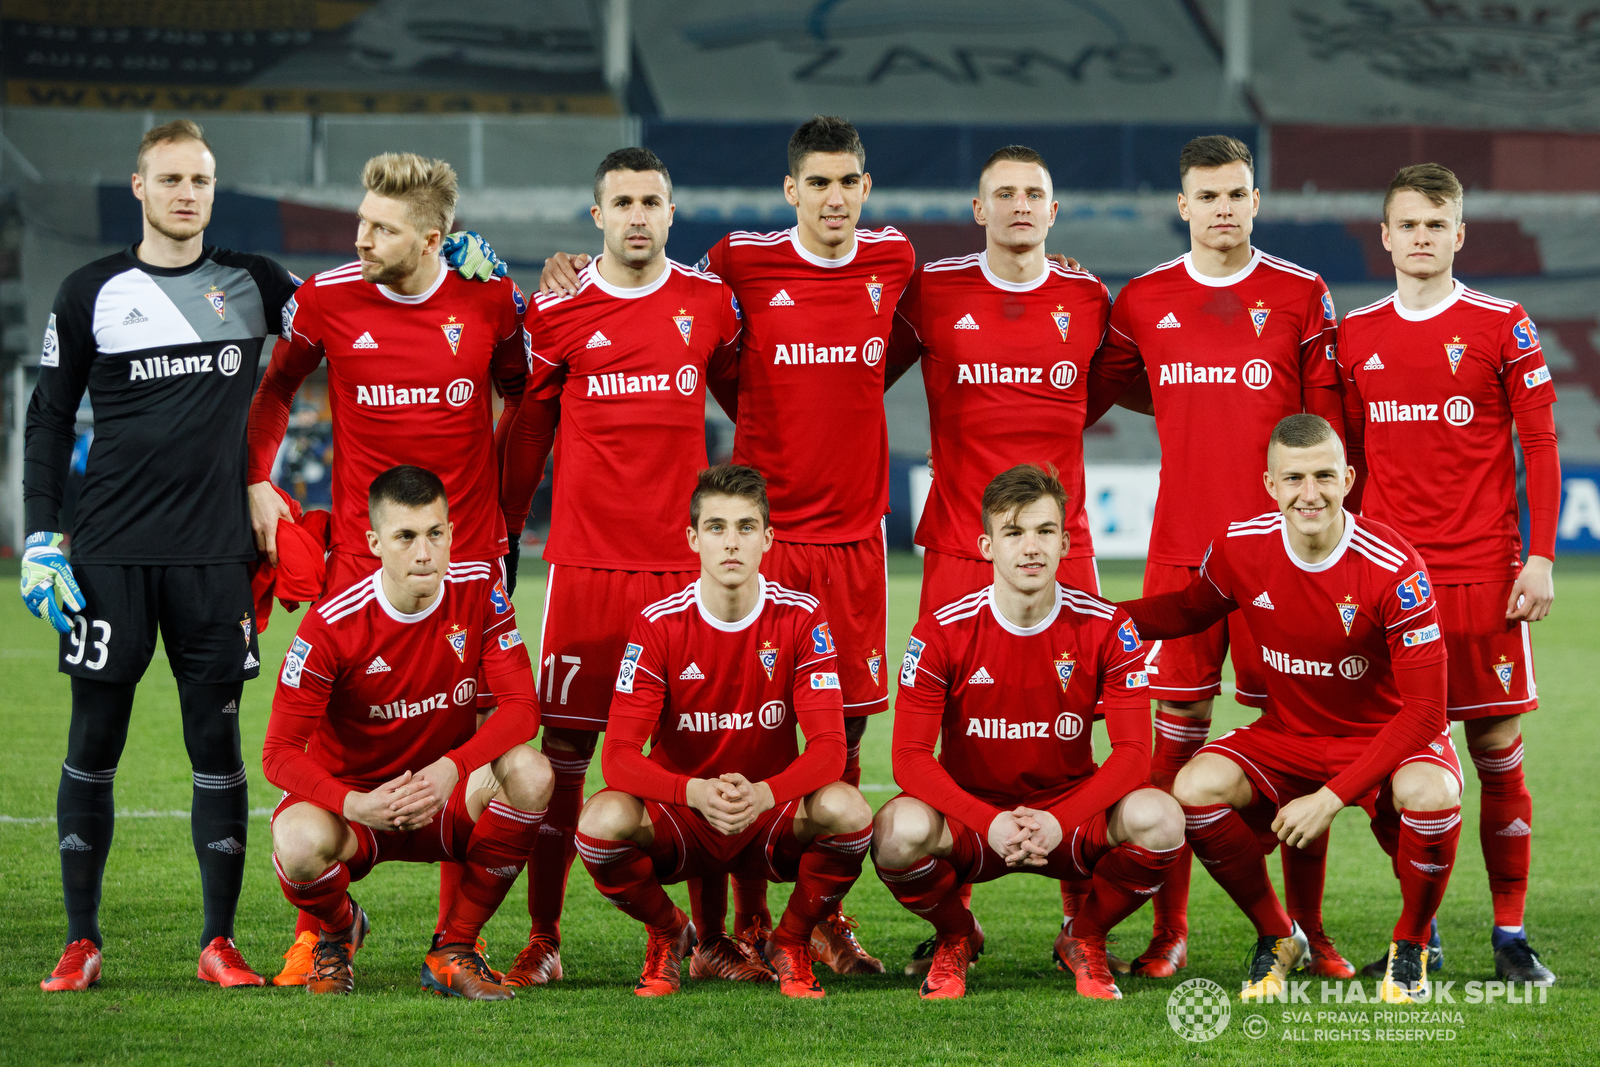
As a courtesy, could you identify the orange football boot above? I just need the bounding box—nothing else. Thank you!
[272,931,317,986]
[421,944,514,1000]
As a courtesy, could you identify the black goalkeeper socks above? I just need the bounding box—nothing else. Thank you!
[57,764,117,947]
[180,681,248,947]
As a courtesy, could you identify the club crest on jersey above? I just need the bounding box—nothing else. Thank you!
[1445,340,1466,375]
[441,316,465,355]
[867,649,882,685]
[1050,307,1071,342]
[1337,597,1360,636]
[205,286,226,320]
[865,275,884,315]
[758,641,779,681]
[1117,619,1141,652]
[1249,302,1271,337]
[672,310,694,346]
[1493,655,1515,694]
[1396,570,1432,611]
[1054,652,1077,693]
[489,580,511,614]
[239,613,253,647]
[444,622,468,663]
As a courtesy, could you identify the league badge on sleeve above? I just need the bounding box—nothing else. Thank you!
[444,622,468,663]
[441,316,465,355]
[865,276,883,315]
[1054,652,1077,693]
[672,310,694,346]
[1493,654,1516,694]
[900,637,925,687]
[1445,339,1466,375]
[758,641,779,681]
[41,313,59,367]
[1337,596,1360,637]
[616,642,643,693]
[205,286,226,320]
[281,637,312,688]
[867,649,882,685]
[1249,302,1271,338]
[1050,306,1071,342]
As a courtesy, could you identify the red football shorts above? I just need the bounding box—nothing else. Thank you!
[630,793,807,884]
[1142,561,1266,709]
[537,564,697,731]
[762,520,888,716]
[921,782,1116,886]
[271,777,476,881]
[320,549,506,710]
[1434,581,1538,720]
[1200,717,1464,848]
[918,549,1100,616]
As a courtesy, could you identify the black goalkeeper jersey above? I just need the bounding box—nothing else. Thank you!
[24,245,300,565]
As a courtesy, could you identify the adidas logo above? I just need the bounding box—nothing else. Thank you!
[1364,353,1385,370]
[769,289,794,306]
[1157,312,1181,329]
[243,651,259,670]
[953,313,979,330]
[1496,818,1532,837]
[486,865,521,879]
[121,308,149,325]
[60,834,91,852]
[221,700,238,714]
[207,837,245,855]
[1409,860,1451,873]
[366,656,392,675]
[538,824,563,836]
[586,330,611,348]
[352,331,378,349]
[967,666,995,684]
[1252,591,1275,609]
[679,662,705,680]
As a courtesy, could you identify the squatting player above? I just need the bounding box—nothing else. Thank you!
[542,117,910,973]
[498,147,746,985]
[1339,163,1559,984]
[24,120,299,991]
[247,151,528,981]
[885,144,1116,974]
[263,465,552,1000]
[576,465,873,999]
[875,464,1182,1001]
[1121,415,1462,1004]
[1086,134,1347,978]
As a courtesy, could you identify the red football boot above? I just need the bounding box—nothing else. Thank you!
[918,934,975,1000]
[689,931,776,982]
[906,915,985,978]
[1130,928,1188,978]
[41,939,102,992]
[197,937,265,987]
[1055,925,1123,1000]
[634,910,695,997]
[1299,926,1356,979]
[503,934,564,987]
[421,943,515,1000]
[809,911,884,975]
[764,933,826,999]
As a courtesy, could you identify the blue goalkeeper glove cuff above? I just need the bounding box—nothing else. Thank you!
[21,531,85,634]
[443,231,508,282]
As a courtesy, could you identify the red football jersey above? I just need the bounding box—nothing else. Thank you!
[249,259,526,561]
[1098,250,1339,565]
[1338,282,1557,583]
[261,561,537,816]
[603,577,847,807]
[527,259,741,571]
[699,227,916,543]
[894,584,1150,832]
[892,254,1111,562]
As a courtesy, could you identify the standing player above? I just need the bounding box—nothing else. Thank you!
[1123,415,1462,1004]
[1339,164,1559,984]
[246,152,528,981]
[885,145,1115,973]
[575,465,873,999]
[264,465,551,1000]
[1086,135,1347,977]
[539,118,909,973]
[874,464,1181,1000]
[497,148,747,986]
[23,120,299,991]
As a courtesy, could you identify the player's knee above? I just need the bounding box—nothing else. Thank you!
[1392,763,1461,812]
[808,781,871,835]
[871,797,933,869]
[495,743,553,811]
[1119,788,1185,851]
[271,809,342,880]
[577,790,643,842]
[1173,754,1243,808]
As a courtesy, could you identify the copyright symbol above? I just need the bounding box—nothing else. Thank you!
[1243,1015,1270,1040]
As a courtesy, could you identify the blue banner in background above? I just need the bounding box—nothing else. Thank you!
[1558,466,1600,553]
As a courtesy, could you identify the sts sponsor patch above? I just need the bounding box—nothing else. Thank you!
[281,637,312,688]
[616,642,644,693]
[498,628,524,651]
[811,622,835,655]
[489,580,511,614]
[1402,623,1441,647]
[1395,570,1432,611]
[810,671,841,690]
[900,637,925,687]
[1512,316,1539,350]
[1117,619,1141,652]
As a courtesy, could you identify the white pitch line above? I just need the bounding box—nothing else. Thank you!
[0,808,276,825]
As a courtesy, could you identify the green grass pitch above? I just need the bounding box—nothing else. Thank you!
[2,556,1596,1065]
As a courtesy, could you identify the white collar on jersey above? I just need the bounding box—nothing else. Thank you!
[986,582,1063,636]
[373,569,448,624]
[694,575,766,632]
[584,255,674,300]
[978,252,1049,293]
[1390,279,1465,322]
[1182,247,1262,288]
[788,226,859,268]
[377,254,449,305]
[1279,508,1357,573]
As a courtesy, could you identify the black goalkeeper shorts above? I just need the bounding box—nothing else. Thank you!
[58,563,261,685]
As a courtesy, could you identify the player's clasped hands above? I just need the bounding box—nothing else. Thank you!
[343,760,458,832]
[989,806,1064,868]
[687,772,773,836]
[1272,786,1344,849]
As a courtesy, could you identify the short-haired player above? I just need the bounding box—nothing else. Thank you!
[1119,416,1461,1004]
[263,466,552,1000]
[575,465,873,998]
[875,464,1182,1000]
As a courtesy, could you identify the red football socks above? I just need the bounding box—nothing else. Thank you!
[842,739,862,789]
[441,801,545,946]
[1060,878,1087,922]
[1183,803,1292,937]
[526,743,593,940]
[1394,806,1462,944]
[275,856,353,935]
[1148,712,1209,937]
[576,832,680,932]
[434,862,463,937]
[1473,739,1531,928]
[688,876,728,938]
[732,874,773,935]
[1072,843,1182,941]
[776,827,871,943]
[876,854,975,940]
[293,908,318,937]
[1281,828,1330,934]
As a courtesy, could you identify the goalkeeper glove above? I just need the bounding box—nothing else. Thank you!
[504,539,521,598]
[21,532,84,634]
[443,231,508,282]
